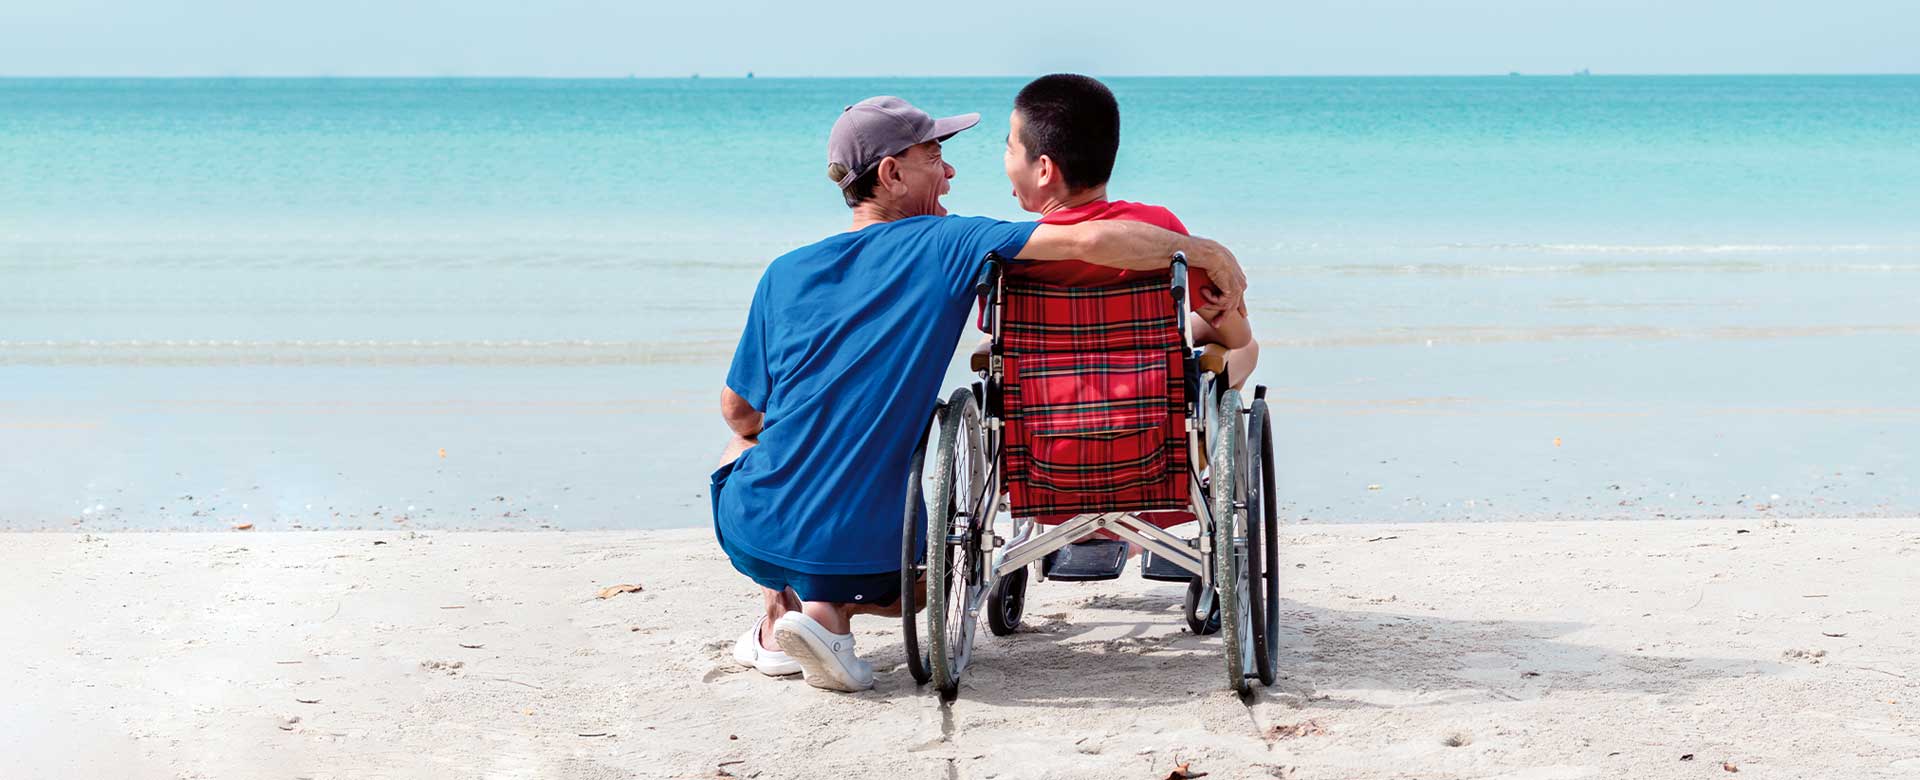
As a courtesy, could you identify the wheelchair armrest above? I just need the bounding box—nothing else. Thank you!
[1196,343,1229,377]
[969,339,992,373]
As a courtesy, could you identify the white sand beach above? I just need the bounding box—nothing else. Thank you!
[6,518,1918,779]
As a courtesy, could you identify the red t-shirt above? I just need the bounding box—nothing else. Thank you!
[1010,199,1214,310]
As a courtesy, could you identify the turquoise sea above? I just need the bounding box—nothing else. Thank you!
[3,76,1917,529]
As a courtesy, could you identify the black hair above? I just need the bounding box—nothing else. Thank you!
[1012,74,1120,191]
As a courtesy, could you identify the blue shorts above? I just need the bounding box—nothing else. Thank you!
[710,460,903,606]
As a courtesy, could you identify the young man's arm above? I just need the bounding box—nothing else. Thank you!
[1018,221,1248,311]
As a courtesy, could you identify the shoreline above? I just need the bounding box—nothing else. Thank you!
[11,511,1920,533]
[7,517,1917,778]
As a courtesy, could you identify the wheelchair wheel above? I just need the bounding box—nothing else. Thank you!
[987,565,1028,636]
[1210,388,1252,695]
[1246,395,1280,686]
[1183,575,1221,635]
[899,403,941,686]
[928,386,987,701]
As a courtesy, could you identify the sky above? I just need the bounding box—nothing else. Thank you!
[1,0,1915,77]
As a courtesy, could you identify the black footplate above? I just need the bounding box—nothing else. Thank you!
[1041,539,1130,582]
[1140,538,1201,582]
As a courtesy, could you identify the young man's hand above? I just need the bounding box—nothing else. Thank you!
[1197,289,1250,326]
[1196,298,1229,327]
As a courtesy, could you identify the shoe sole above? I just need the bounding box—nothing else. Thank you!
[755,658,802,677]
[772,625,870,692]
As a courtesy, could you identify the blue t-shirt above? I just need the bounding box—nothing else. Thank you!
[719,215,1039,574]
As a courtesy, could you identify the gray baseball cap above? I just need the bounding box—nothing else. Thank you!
[827,96,980,190]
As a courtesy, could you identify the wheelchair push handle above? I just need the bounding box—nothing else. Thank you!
[1169,251,1189,303]
[977,252,1006,296]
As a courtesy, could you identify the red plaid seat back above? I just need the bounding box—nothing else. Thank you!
[1001,278,1192,521]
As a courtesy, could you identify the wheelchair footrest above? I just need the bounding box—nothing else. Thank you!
[1140,538,1201,582]
[1042,539,1129,582]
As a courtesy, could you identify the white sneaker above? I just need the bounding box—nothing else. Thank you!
[772,612,874,692]
[731,616,802,676]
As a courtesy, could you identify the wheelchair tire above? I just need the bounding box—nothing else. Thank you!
[900,403,941,686]
[1246,397,1280,686]
[928,386,986,701]
[1183,575,1221,635]
[1210,388,1251,696]
[987,565,1028,636]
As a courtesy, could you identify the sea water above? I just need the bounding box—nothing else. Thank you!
[3,76,1916,528]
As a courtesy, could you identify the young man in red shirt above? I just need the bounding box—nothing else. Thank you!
[999,74,1258,388]
[991,74,1260,580]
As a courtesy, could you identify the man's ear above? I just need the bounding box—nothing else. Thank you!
[1036,155,1058,189]
[877,156,906,195]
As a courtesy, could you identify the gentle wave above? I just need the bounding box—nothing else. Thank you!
[1249,324,1920,348]
[8,324,1918,366]
[0,246,776,273]
[10,249,1920,277]
[1441,242,1919,255]
[0,339,734,366]
[1279,261,1920,277]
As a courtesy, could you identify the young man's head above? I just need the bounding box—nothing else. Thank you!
[1004,74,1120,214]
[828,96,975,219]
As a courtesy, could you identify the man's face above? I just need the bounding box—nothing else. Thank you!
[1003,110,1046,214]
[890,140,955,217]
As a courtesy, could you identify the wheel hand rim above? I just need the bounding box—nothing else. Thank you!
[929,387,983,697]
[1211,389,1248,694]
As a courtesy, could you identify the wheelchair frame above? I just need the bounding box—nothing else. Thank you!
[901,251,1281,701]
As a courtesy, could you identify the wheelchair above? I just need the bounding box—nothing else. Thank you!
[900,251,1280,701]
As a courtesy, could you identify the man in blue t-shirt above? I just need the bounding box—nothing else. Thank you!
[715,96,1246,692]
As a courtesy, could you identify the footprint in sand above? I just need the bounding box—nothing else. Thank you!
[1781,648,1827,664]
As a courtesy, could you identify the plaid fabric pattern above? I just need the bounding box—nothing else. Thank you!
[1001,278,1193,523]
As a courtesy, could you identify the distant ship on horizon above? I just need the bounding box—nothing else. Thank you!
[1507,69,1595,77]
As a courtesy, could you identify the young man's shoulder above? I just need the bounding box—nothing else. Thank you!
[1002,199,1183,288]
[1041,199,1187,234]
[1103,200,1187,234]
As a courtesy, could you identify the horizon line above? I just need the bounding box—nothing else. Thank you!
[3,71,1918,80]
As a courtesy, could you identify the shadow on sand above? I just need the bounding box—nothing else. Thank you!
[852,586,1786,711]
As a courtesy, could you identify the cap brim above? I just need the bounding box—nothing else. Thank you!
[927,112,981,143]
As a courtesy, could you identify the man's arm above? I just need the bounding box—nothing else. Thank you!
[721,387,763,438]
[1017,221,1247,311]
[718,387,763,467]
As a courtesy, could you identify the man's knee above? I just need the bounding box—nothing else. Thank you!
[841,573,925,618]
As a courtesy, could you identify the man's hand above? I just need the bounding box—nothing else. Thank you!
[718,434,758,467]
[1185,237,1246,314]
